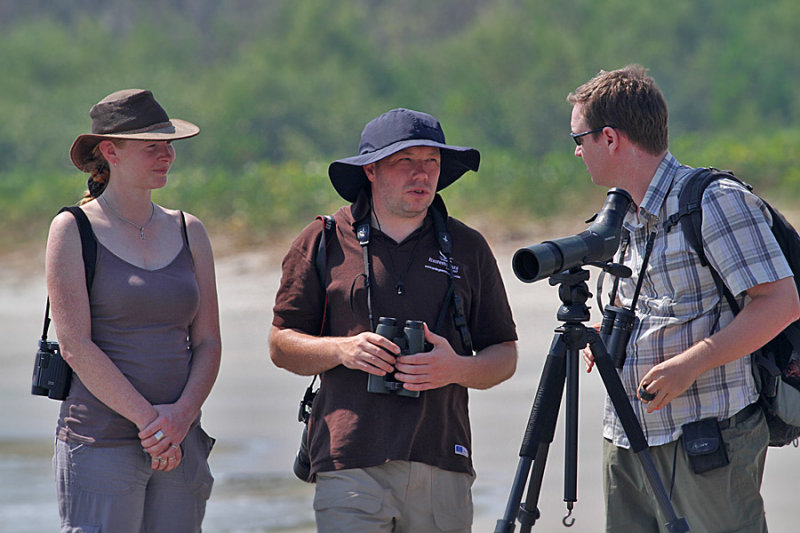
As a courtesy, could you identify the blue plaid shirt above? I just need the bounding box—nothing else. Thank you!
[604,152,792,447]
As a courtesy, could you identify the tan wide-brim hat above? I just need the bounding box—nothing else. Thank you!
[70,88,200,172]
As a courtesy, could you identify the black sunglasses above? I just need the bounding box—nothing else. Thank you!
[570,125,614,146]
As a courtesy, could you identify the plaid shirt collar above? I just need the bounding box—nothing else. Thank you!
[625,152,681,230]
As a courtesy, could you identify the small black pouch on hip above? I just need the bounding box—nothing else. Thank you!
[681,418,729,474]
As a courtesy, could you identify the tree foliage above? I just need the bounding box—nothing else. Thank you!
[3,0,800,247]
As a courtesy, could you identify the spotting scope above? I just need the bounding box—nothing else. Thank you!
[513,188,632,283]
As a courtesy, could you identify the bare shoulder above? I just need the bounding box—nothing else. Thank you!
[183,211,211,245]
[158,207,206,235]
[181,210,208,232]
[48,207,84,241]
[46,208,86,281]
[161,207,214,260]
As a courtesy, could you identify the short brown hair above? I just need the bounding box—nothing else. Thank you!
[567,64,668,155]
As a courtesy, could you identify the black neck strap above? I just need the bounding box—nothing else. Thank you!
[354,219,373,330]
[355,197,473,355]
[431,204,473,354]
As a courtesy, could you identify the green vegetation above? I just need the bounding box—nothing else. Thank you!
[3,1,800,250]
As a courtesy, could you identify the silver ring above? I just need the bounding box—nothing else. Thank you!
[157,457,165,462]
[154,430,165,442]
[170,444,179,450]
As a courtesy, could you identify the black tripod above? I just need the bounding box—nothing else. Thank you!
[495,267,689,533]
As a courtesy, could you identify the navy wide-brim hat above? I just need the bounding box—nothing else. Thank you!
[328,108,480,202]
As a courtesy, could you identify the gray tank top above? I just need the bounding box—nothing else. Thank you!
[57,224,200,446]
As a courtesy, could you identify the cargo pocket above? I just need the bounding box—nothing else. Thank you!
[313,470,385,515]
[69,442,141,495]
[181,425,215,499]
[432,469,474,530]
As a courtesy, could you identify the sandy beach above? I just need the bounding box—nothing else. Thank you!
[1,241,797,532]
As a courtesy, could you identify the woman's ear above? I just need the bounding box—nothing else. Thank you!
[97,140,119,165]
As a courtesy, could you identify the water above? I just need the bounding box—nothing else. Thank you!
[3,249,797,532]
[0,438,317,532]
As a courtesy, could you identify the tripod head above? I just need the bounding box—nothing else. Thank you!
[549,261,632,324]
[549,267,592,324]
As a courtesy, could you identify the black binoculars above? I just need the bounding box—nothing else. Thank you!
[367,317,428,398]
[31,339,72,400]
[292,316,431,483]
[599,305,636,368]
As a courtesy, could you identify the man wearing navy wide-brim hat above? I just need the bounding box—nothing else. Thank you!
[270,108,518,531]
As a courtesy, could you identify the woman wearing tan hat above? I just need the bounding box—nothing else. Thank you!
[46,89,220,532]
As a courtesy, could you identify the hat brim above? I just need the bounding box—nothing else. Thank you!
[328,139,480,202]
[70,118,200,171]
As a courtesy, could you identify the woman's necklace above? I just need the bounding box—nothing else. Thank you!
[100,196,155,240]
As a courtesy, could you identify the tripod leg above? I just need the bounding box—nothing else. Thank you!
[563,339,580,525]
[495,335,568,533]
[588,333,690,533]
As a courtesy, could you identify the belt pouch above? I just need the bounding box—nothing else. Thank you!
[681,418,729,474]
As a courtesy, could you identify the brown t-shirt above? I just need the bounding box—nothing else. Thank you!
[272,192,517,476]
[57,238,200,446]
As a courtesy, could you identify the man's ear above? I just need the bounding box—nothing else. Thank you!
[364,162,377,183]
[603,126,623,154]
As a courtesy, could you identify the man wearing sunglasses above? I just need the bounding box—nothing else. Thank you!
[569,65,799,532]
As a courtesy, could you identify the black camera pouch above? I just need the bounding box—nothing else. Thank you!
[681,418,729,474]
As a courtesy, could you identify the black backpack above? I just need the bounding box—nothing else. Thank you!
[664,168,800,447]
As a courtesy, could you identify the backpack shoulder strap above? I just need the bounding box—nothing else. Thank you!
[300,214,338,421]
[314,215,336,287]
[58,206,97,292]
[43,206,98,340]
[664,168,744,314]
[313,214,338,339]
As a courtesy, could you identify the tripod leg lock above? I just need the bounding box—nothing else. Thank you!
[517,504,540,527]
